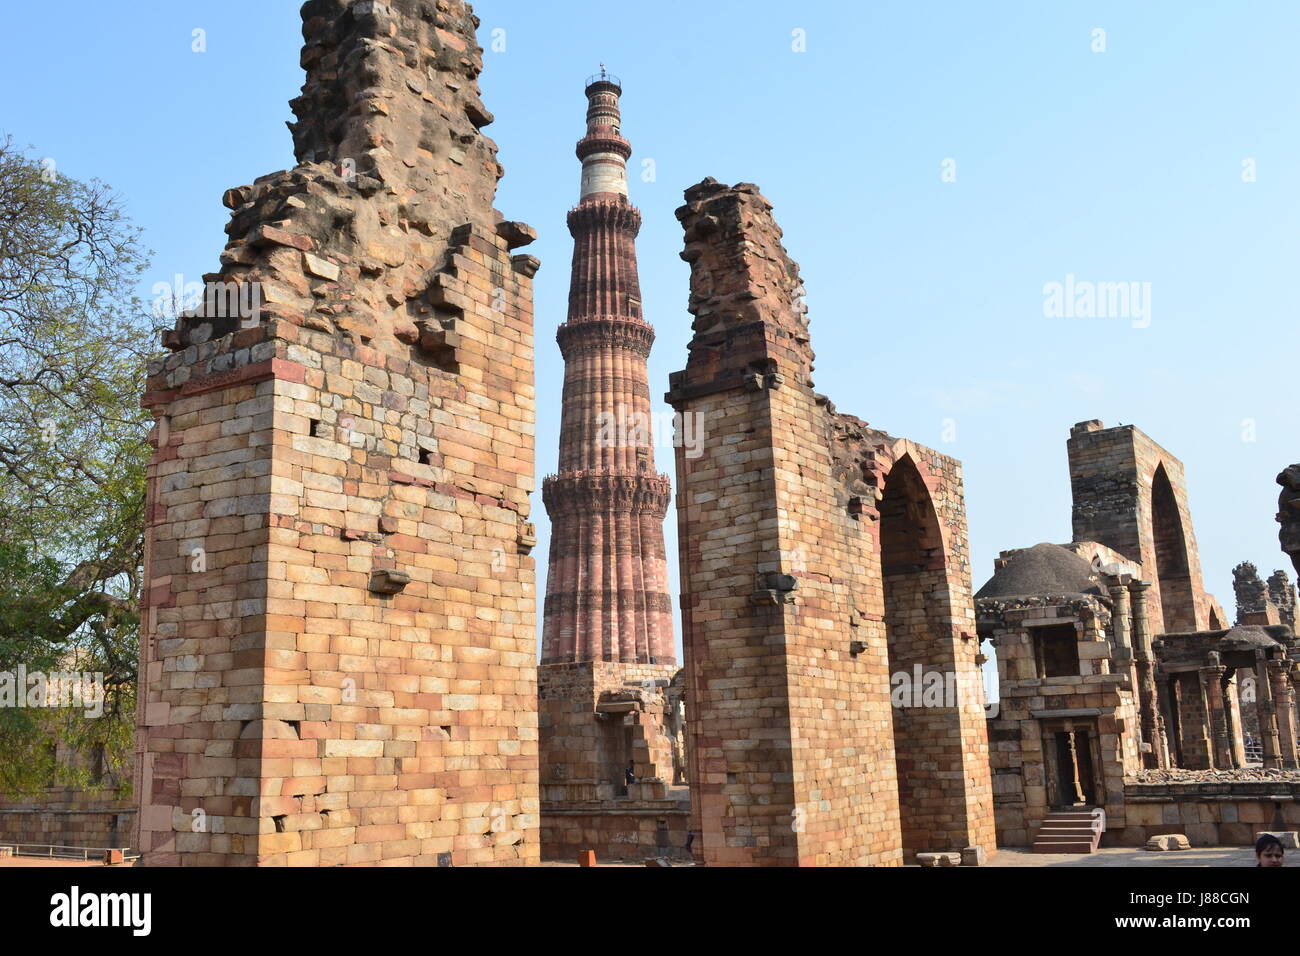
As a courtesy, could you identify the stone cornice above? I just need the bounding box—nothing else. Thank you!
[557,317,655,358]
[542,471,671,517]
[567,199,642,237]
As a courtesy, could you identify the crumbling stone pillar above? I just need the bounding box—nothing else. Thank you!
[134,0,540,866]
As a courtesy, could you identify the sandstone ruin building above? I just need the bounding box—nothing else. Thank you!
[537,73,688,861]
[133,0,541,865]
[666,179,996,866]
[982,422,1300,851]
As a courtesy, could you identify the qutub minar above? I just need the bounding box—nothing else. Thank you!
[537,72,690,860]
[541,70,674,665]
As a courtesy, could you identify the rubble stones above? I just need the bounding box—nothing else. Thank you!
[917,852,962,867]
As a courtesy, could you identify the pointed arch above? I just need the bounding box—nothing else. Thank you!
[878,451,976,859]
[1151,463,1195,632]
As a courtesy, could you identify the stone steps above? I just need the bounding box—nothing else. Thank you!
[1031,808,1105,854]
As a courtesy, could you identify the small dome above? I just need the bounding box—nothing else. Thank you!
[1218,625,1282,652]
[976,543,1101,600]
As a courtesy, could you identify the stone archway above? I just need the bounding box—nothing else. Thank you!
[879,453,983,858]
[1151,463,1196,632]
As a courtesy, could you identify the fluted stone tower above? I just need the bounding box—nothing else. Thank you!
[538,74,688,861]
[541,72,674,666]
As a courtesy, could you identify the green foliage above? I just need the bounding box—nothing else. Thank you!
[0,137,156,796]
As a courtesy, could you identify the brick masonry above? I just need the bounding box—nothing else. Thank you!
[0,794,134,850]
[133,0,540,866]
[667,179,994,866]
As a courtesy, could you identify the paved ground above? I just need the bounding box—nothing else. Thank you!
[0,856,109,867]
[0,848,1268,867]
[989,846,1261,867]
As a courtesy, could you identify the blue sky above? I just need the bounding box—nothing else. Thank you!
[3,1,1298,665]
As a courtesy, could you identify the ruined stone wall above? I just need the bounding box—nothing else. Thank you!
[668,179,992,865]
[1067,421,1214,634]
[538,661,679,803]
[0,797,134,851]
[1121,779,1300,846]
[134,0,539,866]
[537,661,685,860]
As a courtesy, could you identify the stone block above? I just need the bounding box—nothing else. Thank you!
[960,845,987,866]
[1144,833,1191,851]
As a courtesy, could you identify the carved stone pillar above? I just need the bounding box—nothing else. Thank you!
[1224,672,1247,767]
[1129,580,1162,768]
[1200,655,1232,769]
[1268,658,1298,769]
[1256,649,1282,769]
[1066,731,1085,804]
[1108,584,1132,653]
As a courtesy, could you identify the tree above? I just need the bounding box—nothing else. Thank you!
[0,137,156,795]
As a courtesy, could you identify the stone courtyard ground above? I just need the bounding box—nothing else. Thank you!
[990,846,1261,867]
[0,848,1269,867]
[536,846,1269,867]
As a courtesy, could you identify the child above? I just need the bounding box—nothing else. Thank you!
[1255,833,1285,867]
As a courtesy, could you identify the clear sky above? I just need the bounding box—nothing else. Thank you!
[3,1,1298,666]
